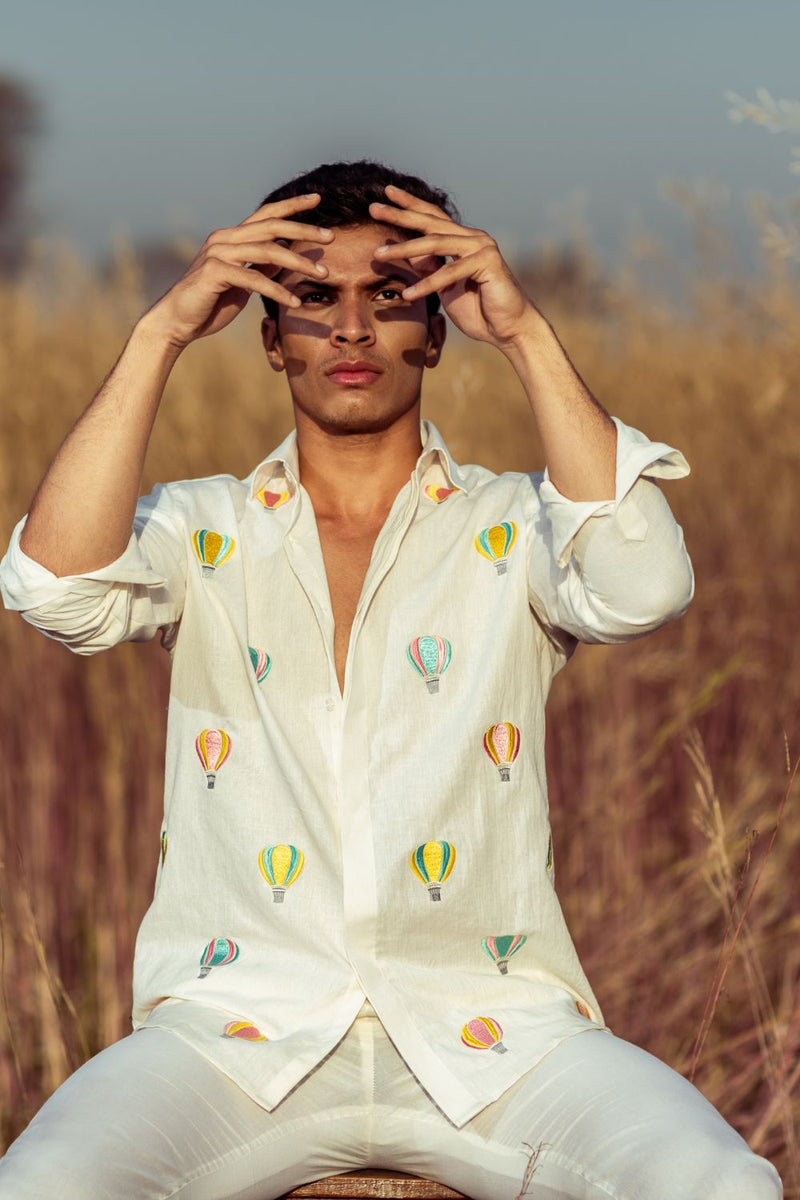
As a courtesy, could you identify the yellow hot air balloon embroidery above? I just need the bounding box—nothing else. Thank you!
[475,521,517,575]
[192,529,236,577]
[410,840,456,901]
[258,844,305,903]
[424,485,456,504]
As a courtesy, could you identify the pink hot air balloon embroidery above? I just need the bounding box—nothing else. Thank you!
[461,1016,507,1054]
[483,722,521,782]
[195,728,231,789]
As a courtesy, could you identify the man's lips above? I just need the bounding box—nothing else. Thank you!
[325,361,384,386]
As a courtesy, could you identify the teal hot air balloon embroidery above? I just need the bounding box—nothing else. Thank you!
[198,937,240,979]
[248,646,272,684]
[475,521,517,575]
[410,840,456,901]
[482,934,527,975]
[160,830,168,867]
[407,635,452,694]
[192,529,236,577]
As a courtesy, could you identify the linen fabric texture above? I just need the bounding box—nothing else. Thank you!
[0,415,694,1127]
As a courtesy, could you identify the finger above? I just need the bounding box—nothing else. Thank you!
[208,240,328,277]
[240,192,322,226]
[368,201,454,234]
[375,233,486,262]
[383,183,451,220]
[401,252,491,299]
[226,218,334,244]
[221,263,304,308]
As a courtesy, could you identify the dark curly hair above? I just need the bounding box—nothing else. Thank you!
[258,159,459,321]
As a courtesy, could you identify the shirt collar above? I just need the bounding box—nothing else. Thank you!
[248,419,468,509]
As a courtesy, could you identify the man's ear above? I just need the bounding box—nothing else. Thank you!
[261,315,286,373]
[424,312,446,369]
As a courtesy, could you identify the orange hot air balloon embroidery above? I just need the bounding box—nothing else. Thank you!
[222,1020,267,1041]
[425,485,456,504]
[256,486,291,510]
[483,722,521,782]
[461,1016,507,1054]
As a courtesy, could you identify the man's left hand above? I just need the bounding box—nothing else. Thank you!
[369,184,539,350]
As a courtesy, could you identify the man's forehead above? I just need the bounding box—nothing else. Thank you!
[282,223,417,284]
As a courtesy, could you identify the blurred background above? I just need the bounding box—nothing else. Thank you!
[1,0,799,1191]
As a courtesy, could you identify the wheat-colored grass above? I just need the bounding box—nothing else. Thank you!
[0,224,798,1191]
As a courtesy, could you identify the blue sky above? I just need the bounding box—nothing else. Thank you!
[3,0,799,293]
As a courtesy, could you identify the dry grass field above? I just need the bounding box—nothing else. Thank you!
[0,228,798,1190]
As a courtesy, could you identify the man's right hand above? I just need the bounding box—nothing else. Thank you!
[143,193,334,350]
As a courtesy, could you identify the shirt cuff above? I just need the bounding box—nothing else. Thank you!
[0,516,167,612]
[538,416,690,568]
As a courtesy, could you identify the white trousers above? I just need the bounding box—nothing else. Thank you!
[0,1007,782,1200]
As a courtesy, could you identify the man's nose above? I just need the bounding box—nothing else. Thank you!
[330,297,375,346]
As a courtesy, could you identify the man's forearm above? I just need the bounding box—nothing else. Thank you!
[19,314,183,577]
[501,310,617,501]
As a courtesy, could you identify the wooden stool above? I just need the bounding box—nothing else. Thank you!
[280,1168,470,1198]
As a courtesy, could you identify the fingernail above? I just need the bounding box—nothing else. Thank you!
[314,263,327,274]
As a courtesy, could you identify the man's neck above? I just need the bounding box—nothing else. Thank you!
[294,407,423,526]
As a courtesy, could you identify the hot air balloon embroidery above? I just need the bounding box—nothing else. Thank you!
[575,1000,593,1020]
[222,1020,267,1042]
[248,646,272,684]
[410,841,456,901]
[256,486,291,510]
[195,728,231,789]
[198,937,240,979]
[407,635,452,694]
[192,529,236,577]
[546,835,553,873]
[483,722,521,782]
[461,1016,507,1054]
[160,830,168,867]
[475,521,517,575]
[258,844,304,904]
[482,935,527,975]
[425,485,455,504]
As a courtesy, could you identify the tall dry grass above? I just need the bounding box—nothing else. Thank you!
[0,220,799,1191]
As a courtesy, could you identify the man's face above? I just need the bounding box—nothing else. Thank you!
[261,223,445,436]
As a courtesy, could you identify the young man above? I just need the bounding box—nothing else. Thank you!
[0,161,782,1198]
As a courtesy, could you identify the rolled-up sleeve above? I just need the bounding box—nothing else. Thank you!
[527,416,694,645]
[0,484,187,655]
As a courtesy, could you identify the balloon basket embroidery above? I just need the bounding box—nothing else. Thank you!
[425,676,441,695]
[271,887,286,904]
[201,564,215,578]
[493,559,508,576]
[205,773,216,789]
[427,884,442,902]
[497,959,509,975]
[498,766,511,782]
[491,1041,508,1053]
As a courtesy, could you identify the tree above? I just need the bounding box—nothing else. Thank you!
[0,75,41,272]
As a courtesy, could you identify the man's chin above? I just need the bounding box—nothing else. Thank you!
[294,398,418,437]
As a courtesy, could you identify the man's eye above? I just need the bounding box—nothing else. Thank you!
[376,288,404,301]
[299,291,330,304]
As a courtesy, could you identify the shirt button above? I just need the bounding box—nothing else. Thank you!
[325,697,336,712]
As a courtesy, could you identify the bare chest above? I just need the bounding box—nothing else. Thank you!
[317,522,382,695]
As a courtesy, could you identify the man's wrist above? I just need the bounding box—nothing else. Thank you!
[133,308,190,364]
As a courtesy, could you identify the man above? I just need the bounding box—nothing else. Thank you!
[0,160,781,1198]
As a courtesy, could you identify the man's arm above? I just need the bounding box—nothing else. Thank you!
[369,185,616,501]
[18,194,334,577]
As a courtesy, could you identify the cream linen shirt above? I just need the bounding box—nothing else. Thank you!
[0,415,693,1126]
